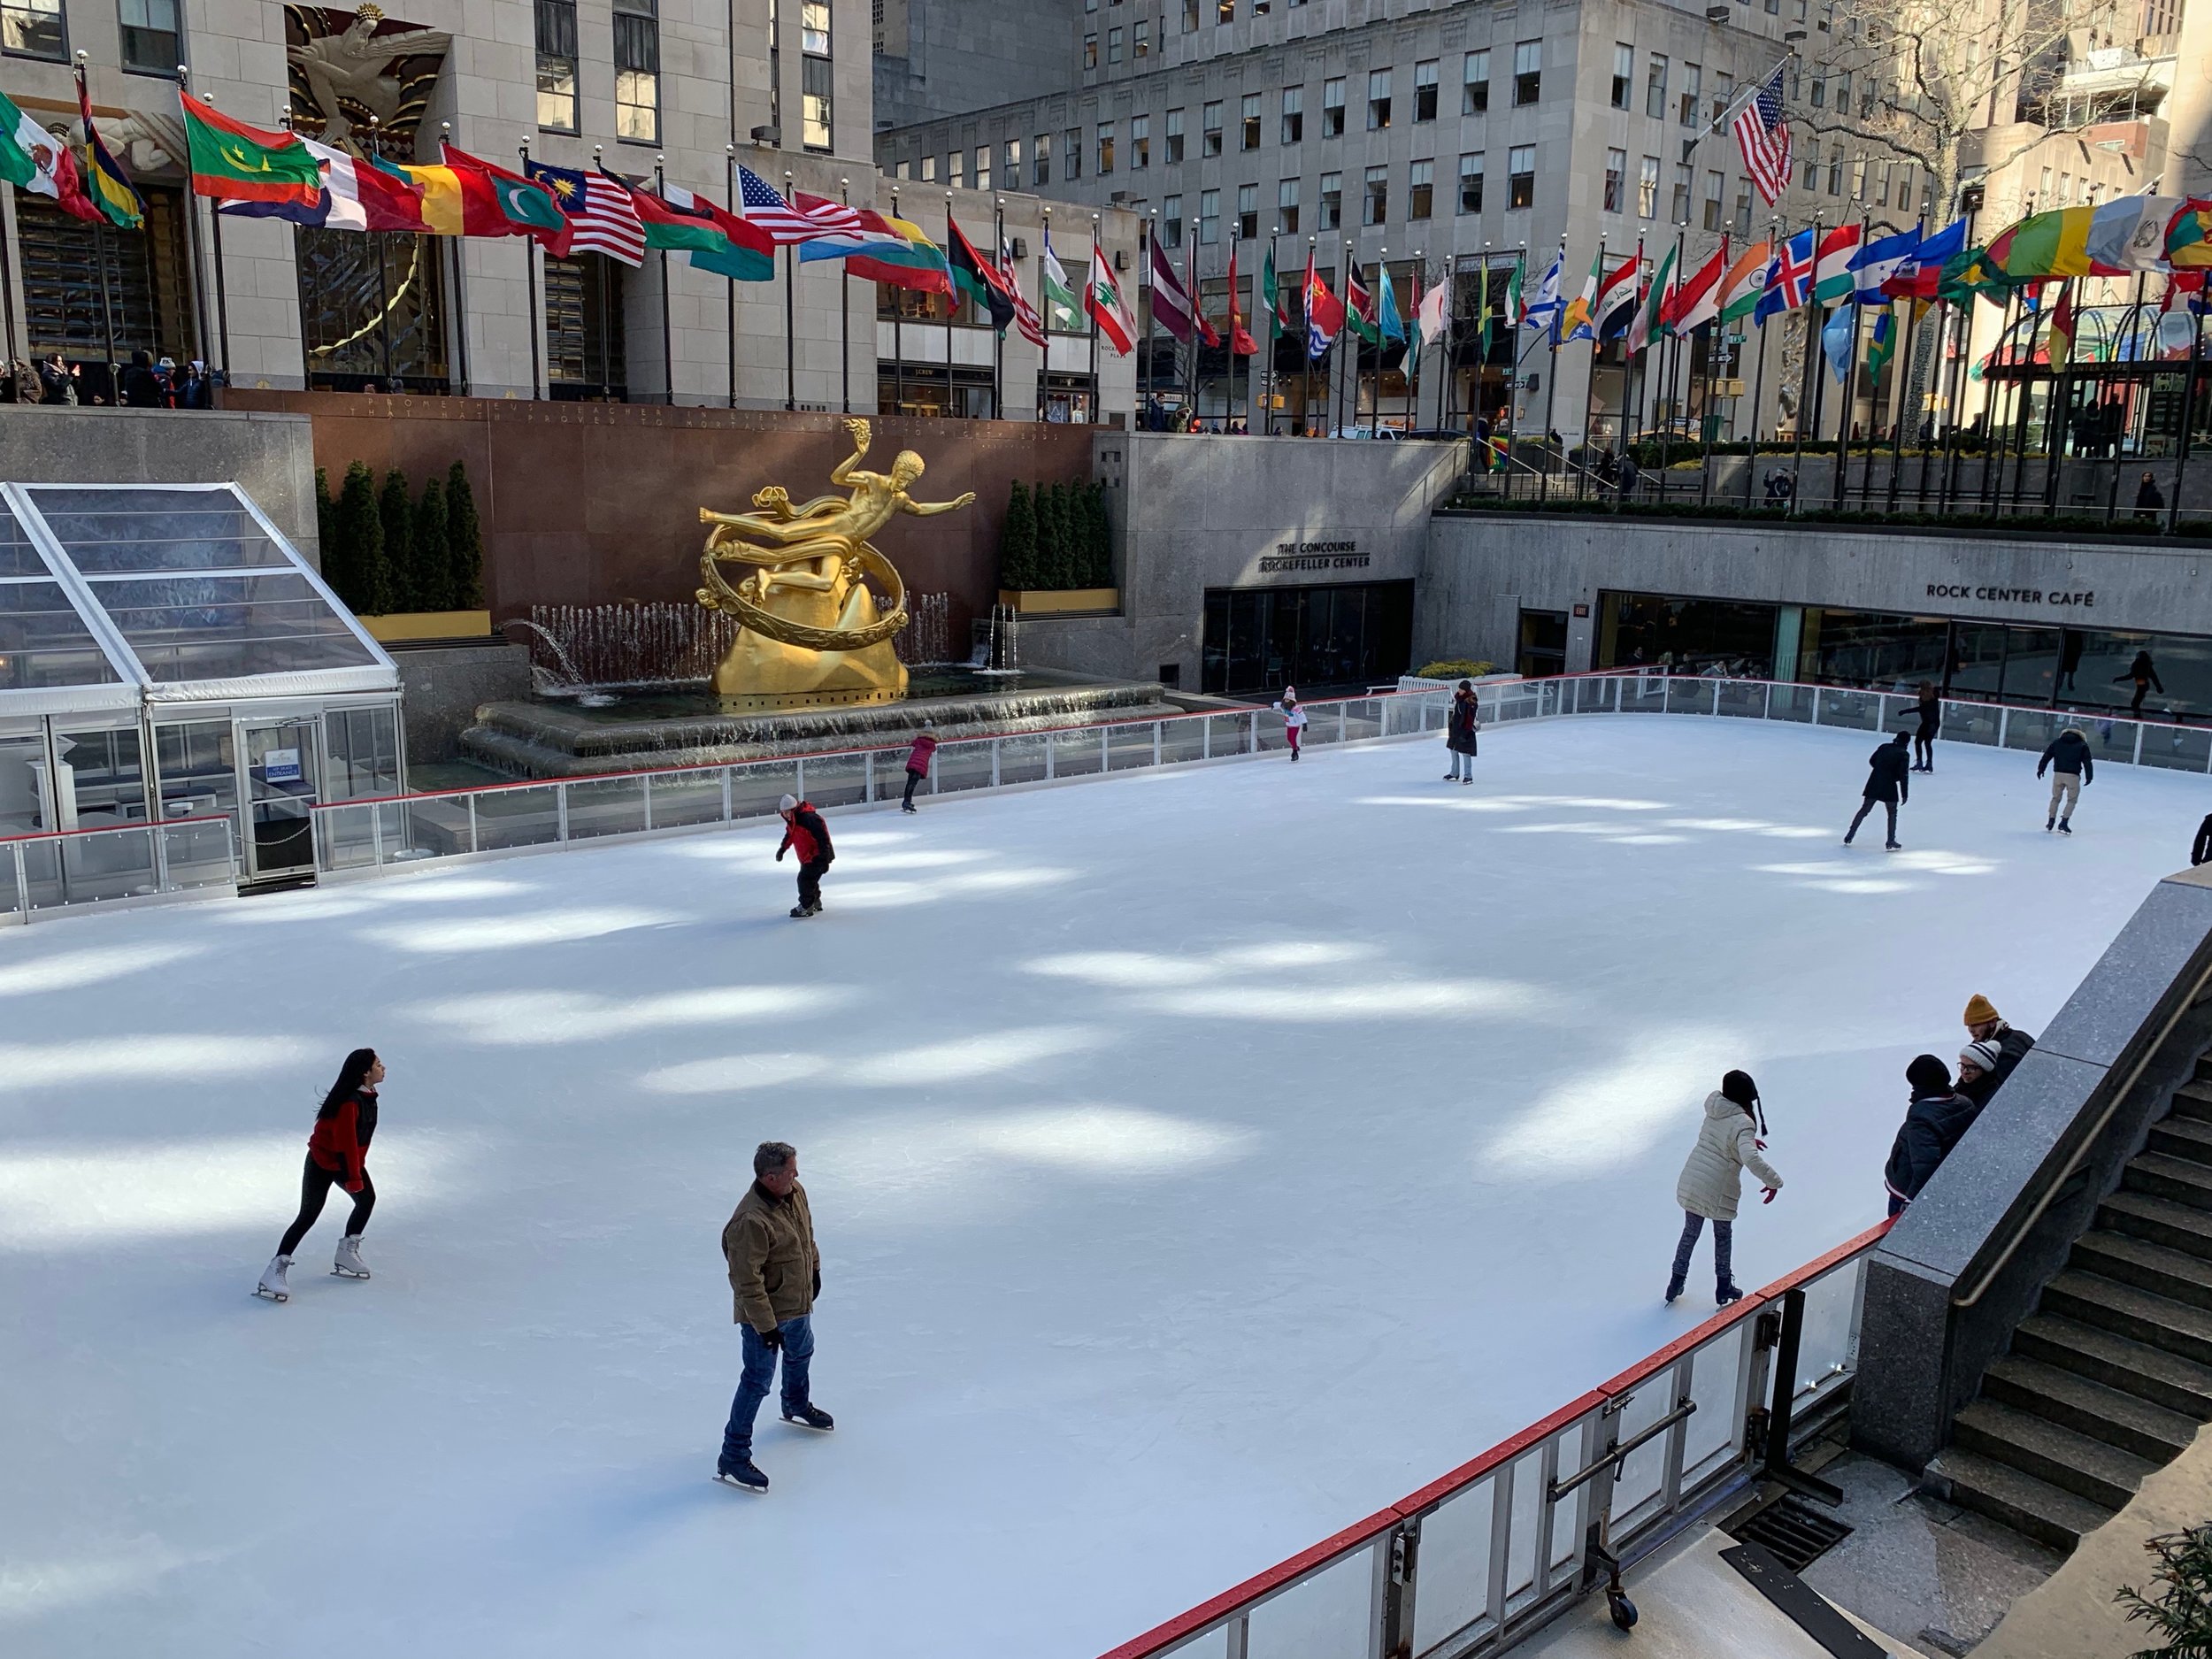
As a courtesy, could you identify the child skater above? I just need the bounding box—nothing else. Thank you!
[1666,1069,1784,1307]
[1271,686,1309,761]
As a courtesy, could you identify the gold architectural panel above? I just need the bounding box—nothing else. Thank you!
[695,419,975,708]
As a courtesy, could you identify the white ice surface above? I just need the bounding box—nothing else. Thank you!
[3,715,2205,1658]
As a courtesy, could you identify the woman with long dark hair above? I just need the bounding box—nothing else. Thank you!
[256,1048,385,1303]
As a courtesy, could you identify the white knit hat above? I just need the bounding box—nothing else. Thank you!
[1959,1039,2002,1075]
[778,794,797,811]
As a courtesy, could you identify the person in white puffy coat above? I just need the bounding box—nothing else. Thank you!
[1667,1070,1785,1308]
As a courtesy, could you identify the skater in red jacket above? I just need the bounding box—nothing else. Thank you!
[901,721,937,814]
[777,794,835,917]
[256,1048,384,1302]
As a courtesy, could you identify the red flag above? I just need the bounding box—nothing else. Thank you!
[441,144,572,253]
[1225,242,1256,356]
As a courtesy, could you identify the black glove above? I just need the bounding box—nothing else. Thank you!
[757,1325,782,1350]
[812,1269,821,1299]
[775,848,786,863]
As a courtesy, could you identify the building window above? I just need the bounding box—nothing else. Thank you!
[1135,19,1148,56]
[805,55,836,155]
[1107,25,1122,62]
[1202,99,1223,156]
[1183,0,1197,27]
[1164,193,1183,243]
[1164,106,1185,163]
[1408,157,1432,219]
[1800,148,1816,191]
[1457,152,1483,214]
[1236,182,1257,238]
[1084,33,1096,69]
[1413,58,1438,121]
[1322,76,1345,136]
[3,0,65,58]
[1004,136,1022,181]
[1809,71,1824,109]
[612,0,659,144]
[1362,164,1387,225]
[1278,176,1300,233]
[1734,179,1752,235]
[920,154,936,181]
[1199,187,1219,243]
[119,0,179,73]
[1098,123,1115,173]
[949,149,964,187]
[1826,148,1842,195]
[1680,62,1700,127]
[1637,154,1658,218]
[1671,163,1690,225]
[801,0,828,51]
[1610,42,1632,109]
[1603,147,1624,212]
[1281,84,1303,143]
[1217,0,1233,19]
[1702,168,1723,230]
[1132,114,1149,168]
[1034,133,1050,185]
[974,145,991,190]
[1463,50,1488,113]
[1645,54,1667,119]
[1241,92,1261,150]
[534,0,579,129]
[1712,69,1733,127]
[1508,145,1534,208]
[1367,67,1391,129]
[1512,40,1540,104]
[1065,127,1081,180]
[1319,170,1341,229]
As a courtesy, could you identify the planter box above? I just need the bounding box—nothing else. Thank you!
[361,610,493,643]
[997,588,1120,616]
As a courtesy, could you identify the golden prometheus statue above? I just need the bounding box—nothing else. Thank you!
[695,419,975,708]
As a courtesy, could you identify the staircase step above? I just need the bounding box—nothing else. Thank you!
[2099,1190,2212,1263]
[2151,1116,2212,1167]
[1952,1398,2156,1509]
[1927,1445,2116,1554]
[2015,1312,2212,1418]
[1983,1354,2201,1463]
[2044,1270,2212,1369]
[2123,1152,2212,1208]
[2175,1080,2212,1123]
[2186,1061,2212,1092]
[2074,1230,2212,1314]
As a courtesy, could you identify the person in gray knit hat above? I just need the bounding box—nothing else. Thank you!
[1956,1039,2006,1108]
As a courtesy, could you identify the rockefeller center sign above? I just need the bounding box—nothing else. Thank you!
[1260,541,1369,573]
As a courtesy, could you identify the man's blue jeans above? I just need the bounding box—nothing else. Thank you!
[721,1316,814,1465]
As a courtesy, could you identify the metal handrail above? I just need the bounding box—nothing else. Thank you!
[0,810,234,845]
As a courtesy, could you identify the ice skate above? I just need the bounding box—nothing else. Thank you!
[1663,1275,1685,1306]
[2046,816,2055,832]
[715,1458,769,1493]
[2059,818,2072,835]
[790,903,815,918]
[332,1236,371,1279]
[1885,841,1901,851]
[254,1254,292,1302]
[781,1403,834,1432]
[1714,1280,1745,1307]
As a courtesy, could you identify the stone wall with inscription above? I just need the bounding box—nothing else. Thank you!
[1418,511,2212,675]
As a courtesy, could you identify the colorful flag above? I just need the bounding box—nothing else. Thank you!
[1377,262,1406,346]
[1755,227,1816,323]
[736,165,859,244]
[1002,233,1047,347]
[1347,263,1379,344]
[1715,241,1772,326]
[1626,242,1676,353]
[2046,282,2076,366]
[1560,248,1605,342]
[1667,241,1730,334]
[180,93,319,210]
[1412,272,1449,363]
[1992,197,2184,280]
[0,85,96,219]
[626,174,774,280]
[1865,311,1895,380]
[2167,200,2212,270]
[1148,231,1197,342]
[1882,218,1968,299]
[1731,63,1793,205]
[1811,223,1863,305]
[1304,247,1344,359]
[526,160,645,265]
[1257,247,1280,342]
[1594,252,1640,339]
[78,77,144,231]
[810,209,951,292]
[1847,226,1921,301]
[1086,243,1137,353]
[442,144,570,250]
[1521,248,1564,334]
[1040,228,1081,329]
[1225,242,1257,355]
[1822,303,1856,381]
[949,215,1017,331]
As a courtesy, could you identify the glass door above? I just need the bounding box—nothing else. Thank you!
[239,718,321,883]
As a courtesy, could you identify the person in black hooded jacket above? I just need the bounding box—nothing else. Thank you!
[2036,727,2093,834]
[1845,732,1912,850]
[1884,1055,1984,1216]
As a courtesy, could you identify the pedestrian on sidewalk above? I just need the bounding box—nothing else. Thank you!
[716,1141,833,1493]
[901,720,937,814]
[1910,681,1941,773]
[1668,1070,1784,1307]
[776,794,834,918]
[1271,687,1309,762]
[1884,1056,1983,1217]
[1444,680,1482,783]
[1844,732,1912,850]
[256,1048,385,1302]
[2036,726,2093,834]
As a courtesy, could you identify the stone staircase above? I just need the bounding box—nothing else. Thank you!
[1929,1054,2212,1552]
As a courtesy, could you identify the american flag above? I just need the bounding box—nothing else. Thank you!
[525,160,644,265]
[739,166,862,244]
[1002,234,1047,347]
[1732,64,1793,206]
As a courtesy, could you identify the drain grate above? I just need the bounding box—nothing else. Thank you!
[1726,1494,1855,1572]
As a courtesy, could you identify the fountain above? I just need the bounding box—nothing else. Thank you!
[462,425,1178,779]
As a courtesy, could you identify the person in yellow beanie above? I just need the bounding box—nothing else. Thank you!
[1962,995,2036,1099]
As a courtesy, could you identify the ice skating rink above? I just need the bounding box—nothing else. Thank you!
[3,714,2207,1658]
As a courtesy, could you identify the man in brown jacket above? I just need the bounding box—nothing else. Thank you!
[716,1141,832,1492]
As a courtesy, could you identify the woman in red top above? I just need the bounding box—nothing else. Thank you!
[901,720,938,814]
[256,1048,384,1302]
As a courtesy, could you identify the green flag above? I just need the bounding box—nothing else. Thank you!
[1260,247,1279,339]
[0,85,40,190]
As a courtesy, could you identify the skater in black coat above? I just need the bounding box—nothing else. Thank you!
[1885,1055,1984,1216]
[1844,733,1912,849]
[2193,812,2212,866]
[1444,681,1481,783]
[2114,649,2164,716]
[1909,682,1941,772]
[2036,728,2093,833]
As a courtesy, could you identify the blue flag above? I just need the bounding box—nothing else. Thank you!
[1822,303,1857,381]
[1754,227,1816,325]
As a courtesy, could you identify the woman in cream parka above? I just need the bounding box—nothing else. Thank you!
[1668,1070,1784,1308]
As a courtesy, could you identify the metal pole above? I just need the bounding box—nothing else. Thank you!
[1832,219,1866,510]
[2105,271,2148,524]
[0,183,19,369]
[2042,278,2074,510]
[1089,213,1102,423]
[1789,215,1822,517]
[783,169,797,411]
[1302,234,1315,434]
[890,188,905,418]
[1540,234,1563,502]
[1370,247,1383,437]
[945,191,954,417]
[993,195,1005,420]
[1744,216,1776,507]
[839,176,851,413]
[175,67,213,375]
[655,157,674,404]
[1579,237,1606,492]
[1656,227,1686,480]
[2171,274,2202,533]
[726,147,738,408]
[441,124,470,396]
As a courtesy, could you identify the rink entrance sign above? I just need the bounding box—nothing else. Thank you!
[1261,541,1367,573]
[262,749,303,785]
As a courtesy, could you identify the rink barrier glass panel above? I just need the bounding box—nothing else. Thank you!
[1,815,235,921]
[1098,1225,1890,1659]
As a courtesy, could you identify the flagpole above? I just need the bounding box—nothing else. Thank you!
[1506,244,1525,477]
[722,149,737,407]
[1746,217,1777,508]
[0,185,19,370]
[2171,274,2201,532]
[777,169,795,411]
[2040,278,2074,511]
[1183,231,1198,424]
[442,124,471,396]
[1787,213,1823,518]
[649,157,672,404]
[944,193,956,419]
[2105,268,2149,523]
[1832,213,1868,510]
[1406,250,1421,436]
[1579,238,1606,498]
[1303,235,1315,434]
[1089,212,1103,425]
[1884,223,1923,512]
[991,196,1005,421]
[178,69,213,379]
[1369,249,1383,437]
[1656,228,1685,484]
[75,58,119,400]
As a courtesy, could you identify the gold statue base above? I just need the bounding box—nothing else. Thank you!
[711,634,910,709]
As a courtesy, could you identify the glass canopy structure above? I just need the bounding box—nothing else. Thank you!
[0,482,403,887]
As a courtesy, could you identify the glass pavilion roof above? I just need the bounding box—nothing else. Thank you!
[0,483,396,715]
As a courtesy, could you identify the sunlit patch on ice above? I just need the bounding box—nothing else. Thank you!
[0,941,204,996]
[404,985,845,1043]
[829,866,1076,908]
[0,1034,315,1093]
[1028,941,1379,987]
[845,1025,1106,1084]
[640,1052,828,1095]
[0,1541,219,1619]
[1497,821,1691,845]
[1662,818,1832,839]
[1483,1027,1745,1176]
[362,907,678,953]
[1146,979,1549,1021]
